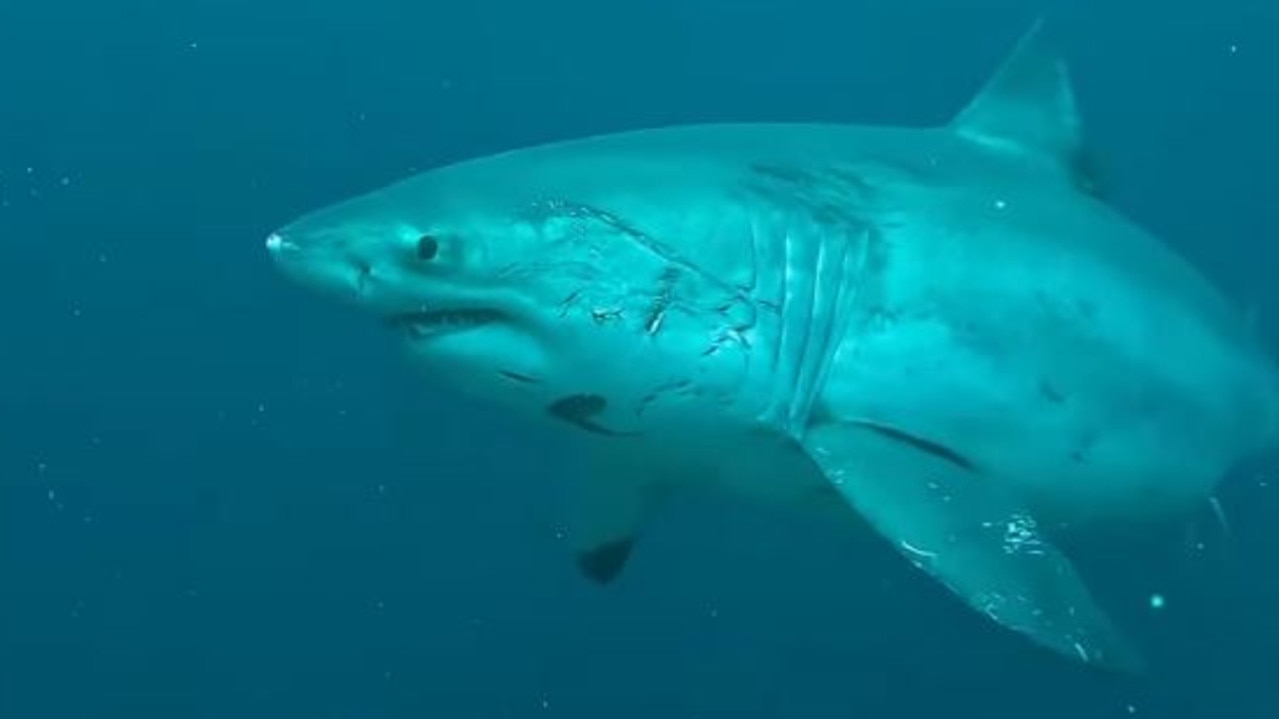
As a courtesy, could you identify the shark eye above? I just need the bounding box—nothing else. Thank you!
[416,234,440,261]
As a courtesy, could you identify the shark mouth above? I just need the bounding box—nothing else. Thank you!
[385,308,506,339]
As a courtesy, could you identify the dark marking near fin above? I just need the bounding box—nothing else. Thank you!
[851,420,976,472]
[1072,145,1109,198]
[549,393,607,419]
[576,538,634,584]
[808,399,837,425]
[547,394,638,437]
[499,369,541,384]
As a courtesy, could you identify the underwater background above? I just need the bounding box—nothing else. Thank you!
[2,0,1278,716]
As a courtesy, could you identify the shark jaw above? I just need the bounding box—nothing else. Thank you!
[383,307,510,341]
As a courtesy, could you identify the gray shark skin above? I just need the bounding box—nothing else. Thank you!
[266,22,1279,673]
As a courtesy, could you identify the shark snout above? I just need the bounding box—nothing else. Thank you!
[265,232,300,261]
[265,230,313,281]
[264,228,368,302]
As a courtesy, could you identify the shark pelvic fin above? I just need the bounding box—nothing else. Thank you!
[950,19,1100,195]
[802,421,1146,674]
[568,458,670,584]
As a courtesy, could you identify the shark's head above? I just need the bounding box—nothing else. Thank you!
[268,165,575,400]
[266,153,695,417]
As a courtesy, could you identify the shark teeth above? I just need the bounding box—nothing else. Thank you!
[385,308,505,338]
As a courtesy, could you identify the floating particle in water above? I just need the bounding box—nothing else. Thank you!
[1149,593,1166,610]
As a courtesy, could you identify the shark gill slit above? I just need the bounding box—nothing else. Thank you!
[788,223,850,430]
[819,224,873,397]
[755,212,786,378]
[761,219,794,427]
[769,217,818,434]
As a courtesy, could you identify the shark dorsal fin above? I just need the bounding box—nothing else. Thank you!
[950,20,1096,192]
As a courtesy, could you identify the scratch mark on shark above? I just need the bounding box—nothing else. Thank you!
[530,199,744,300]
[644,266,681,336]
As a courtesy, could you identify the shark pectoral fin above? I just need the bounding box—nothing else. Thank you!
[568,461,669,585]
[803,422,1146,674]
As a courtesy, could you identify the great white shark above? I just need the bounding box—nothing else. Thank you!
[266,23,1279,672]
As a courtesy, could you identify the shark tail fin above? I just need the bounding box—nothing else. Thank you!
[949,18,1103,196]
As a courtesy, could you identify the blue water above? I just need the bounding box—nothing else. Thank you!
[3,1,1278,716]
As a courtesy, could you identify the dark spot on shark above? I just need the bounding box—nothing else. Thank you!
[499,370,540,384]
[807,399,838,426]
[1072,146,1109,198]
[547,394,638,437]
[549,393,607,416]
[851,420,977,472]
[743,162,879,228]
[749,162,810,185]
[1039,380,1066,405]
